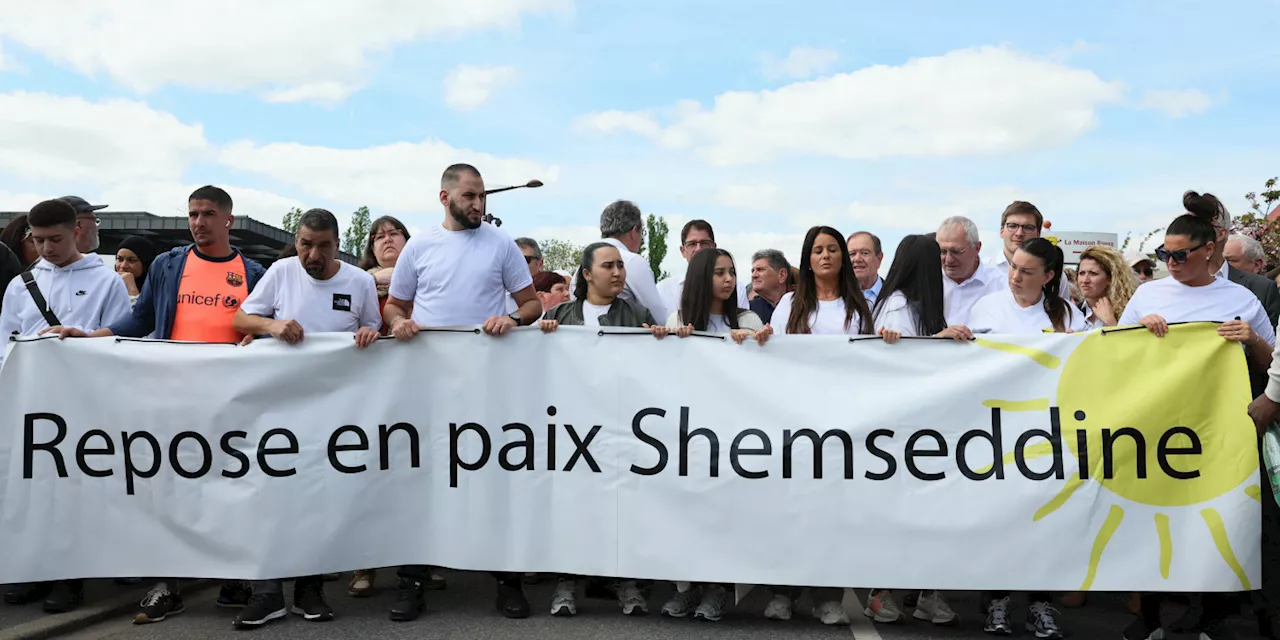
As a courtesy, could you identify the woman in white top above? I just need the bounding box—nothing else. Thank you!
[872,234,973,344]
[665,248,763,343]
[968,238,1087,336]
[1075,245,1137,329]
[1117,192,1277,640]
[766,226,873,338]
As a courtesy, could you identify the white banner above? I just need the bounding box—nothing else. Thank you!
[0,324,1261,591]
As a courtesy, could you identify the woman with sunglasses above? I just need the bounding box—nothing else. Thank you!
[1116,194,1275,640]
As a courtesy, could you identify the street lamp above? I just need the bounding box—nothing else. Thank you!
[482,179,543,227]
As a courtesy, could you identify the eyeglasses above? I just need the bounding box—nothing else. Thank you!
[684,240,715,250]
[78,216,100,226]
[939,248,969,258]
[1004,222,1039,234]
[1154,243,1206,265]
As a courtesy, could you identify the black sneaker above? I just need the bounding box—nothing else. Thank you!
[134,586,184,625]
[389,578,425,622]
[495,579,530,619]
[217,581,252,608]
[1122,617,1165,640]
[4,582,51,606]
[233,592,288,629]
[42,581,83,614]
[291,578,334,622]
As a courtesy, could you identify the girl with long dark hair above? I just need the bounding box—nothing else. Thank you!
[767,226,873,337]
[666,248,763,343]
[872,235,972,343]
[968,238,1086,336]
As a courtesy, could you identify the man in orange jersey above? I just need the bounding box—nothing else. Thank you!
[44,185,265,623]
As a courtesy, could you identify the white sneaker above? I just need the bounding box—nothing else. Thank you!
[912,590,958,625]
[694,585,728,622]
[814,600,850,625]
[764,594,793,621]
[550,579,577,617]
[661,585,699,618]
[616,581,648,616]
[863,589,903,623]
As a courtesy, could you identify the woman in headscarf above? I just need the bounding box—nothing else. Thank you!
[114,236,158,308]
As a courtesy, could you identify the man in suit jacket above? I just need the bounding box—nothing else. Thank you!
[1231,264,1280,329]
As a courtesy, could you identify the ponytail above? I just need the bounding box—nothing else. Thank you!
[1021,238,1070,332]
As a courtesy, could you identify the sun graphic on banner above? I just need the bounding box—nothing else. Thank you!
[973,323,1259,590]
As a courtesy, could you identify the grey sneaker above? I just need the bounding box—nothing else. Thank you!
[616,581,647,616]
[661,585,700,618]
[550,579,577,617]
[694,585,729,622]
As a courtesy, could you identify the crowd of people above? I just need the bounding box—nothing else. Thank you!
[2,164,1280,640]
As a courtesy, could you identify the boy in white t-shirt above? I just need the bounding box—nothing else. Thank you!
[229,209,380,629]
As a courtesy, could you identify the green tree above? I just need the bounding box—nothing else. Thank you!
[641,214,670,281]
[281,207,304,234]
[541,238,583,273]
[343,206,371,256]
[1236,177,1280,269]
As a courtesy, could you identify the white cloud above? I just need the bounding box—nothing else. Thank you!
[579,46,1126,165]
[714,184,785,211]
[443,64,519,110]
[0,91,207,185]
[1137,89,1214,118]
[759,46,840,80]
[0,0,570,103]
[217,138,559,213]
[262,82,354,105]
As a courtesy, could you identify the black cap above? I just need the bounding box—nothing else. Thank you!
[58,196,108,214]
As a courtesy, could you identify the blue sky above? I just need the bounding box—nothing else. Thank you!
[0,0,1277,274]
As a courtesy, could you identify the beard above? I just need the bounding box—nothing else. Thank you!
[449,200,481,230]
[304,261,326,279]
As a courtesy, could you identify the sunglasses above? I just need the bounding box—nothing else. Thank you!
[1154,243,1205,265]
[1133,265,1154,277]
[524,255,540,264]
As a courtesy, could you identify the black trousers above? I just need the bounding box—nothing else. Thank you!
[398,566,515,583]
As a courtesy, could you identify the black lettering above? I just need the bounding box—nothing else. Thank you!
[730,429,771,479]
[1014,407,1065,481]
[24,412,67,479]
[220,431,250,479]
[328,425,369,474]
[379,422,420,471]
[450,422,491,488]
[1075,411,1089,480]
[1103,427,1147,479]
[565,424,602,472]
[783,428,853,479]
[500,423,535,471]
[257,428,299,478]
[957,411,1004,480]
[121,431,162,495]
[1157,426,1201,480]
[169,431,212,479]
[905,430,947,481]
[75,430,115,478]
[546,406,558,471]
[630,408,667,476]
[679,407,719,477]
[864,429,896,480]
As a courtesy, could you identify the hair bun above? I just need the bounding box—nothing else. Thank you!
[1183,190,1221,221]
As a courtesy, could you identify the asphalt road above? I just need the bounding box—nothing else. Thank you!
[51,572,1270,640]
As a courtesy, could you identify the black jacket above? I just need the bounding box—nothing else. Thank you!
[1228,265,1280,397]
[544,298,656,328]
[0,243,21,318]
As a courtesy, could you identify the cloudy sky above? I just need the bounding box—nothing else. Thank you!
[0,1,1276,274]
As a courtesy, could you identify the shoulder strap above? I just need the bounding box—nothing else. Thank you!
[21,271,61,327]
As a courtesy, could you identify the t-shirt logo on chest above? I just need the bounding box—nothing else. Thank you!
[226,272,244,287]
[223,295,241,309]
[332,293,352,311]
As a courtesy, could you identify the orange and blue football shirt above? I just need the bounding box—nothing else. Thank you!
[169,249,248,343]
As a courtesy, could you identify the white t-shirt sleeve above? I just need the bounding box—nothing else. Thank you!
[501,239,534,295]
[239,262,281,318]
[772,292,794,334]
[873,292,919,337]
[356,271,382,331]
[1117,287,1145,327]
[387,239,420,302]
[1245,298,1277,346]
[966,294,998,334]
[627,255,668,323]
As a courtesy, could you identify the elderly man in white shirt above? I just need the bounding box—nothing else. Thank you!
[589,200,668,322]
[656,219,745,315]
[937,216,1003,326]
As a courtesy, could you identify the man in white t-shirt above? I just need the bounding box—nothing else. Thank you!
[656,219,745,315]
[382,163,540,622]
[985,201,1070,297]
[592,200,667,322]
[229,209,379,628]
[937,216,1002,326]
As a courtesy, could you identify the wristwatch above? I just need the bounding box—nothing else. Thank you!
[509,312,523,326]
